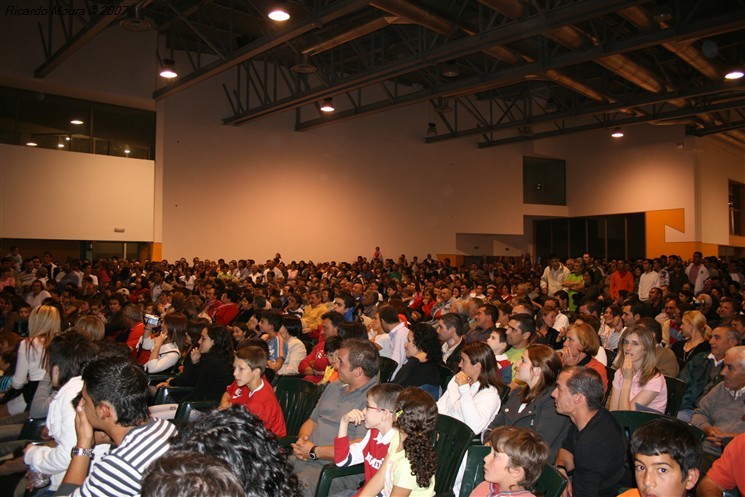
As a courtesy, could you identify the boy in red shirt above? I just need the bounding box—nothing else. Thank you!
[334,383,403,494]
[219,345,286,437]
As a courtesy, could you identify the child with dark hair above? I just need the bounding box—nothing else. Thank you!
[320,336,342,385]
[142,451,246,497]
[219,345,286,437]
[470,426,549,497]
[617,418,701,497]
[359,387,438,497]
[334,383,403,496]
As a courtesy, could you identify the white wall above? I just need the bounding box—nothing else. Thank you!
[0,144,155,241]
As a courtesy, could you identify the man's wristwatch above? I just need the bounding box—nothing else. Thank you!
[70,446,95,459]
[308,445,318,460]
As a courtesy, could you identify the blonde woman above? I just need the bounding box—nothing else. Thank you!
[75,315,105,341]
[671,310,711,370]
[609,325,667,413]
[0,304,61,417]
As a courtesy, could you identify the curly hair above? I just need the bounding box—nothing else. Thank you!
[170,405,302,497]
[205,324,235,364]
[394,387,438,488]
[410,323,443,364]
[142,451,245,497]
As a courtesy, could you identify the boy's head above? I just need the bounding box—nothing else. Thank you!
[487,328,508,355]
[365,383,403,430]
[324,336,343,369]
[233,346,267,388]
[18,304,31,319]
[259,310,283,337]
[485,426,549,491]
[629,418,701,497]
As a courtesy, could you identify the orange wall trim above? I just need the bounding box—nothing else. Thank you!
[151,243,162,262]
[645,209,718,258]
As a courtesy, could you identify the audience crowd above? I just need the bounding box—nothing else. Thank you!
[0,246,743,497]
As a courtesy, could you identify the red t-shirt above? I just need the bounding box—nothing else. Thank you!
[226,377,286,437]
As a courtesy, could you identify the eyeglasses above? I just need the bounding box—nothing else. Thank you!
[365,404,389,412]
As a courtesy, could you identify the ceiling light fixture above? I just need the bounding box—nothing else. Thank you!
[159,59,177,78]
[724,67,744,80]
[442,61,459,78]
[65,136,71,141]
[426,122,437,136]
[268,2,290,21]
[57,143,64,148]
[70,119,84,125]
[124,148,131,154]
[320,98,334,112]
[26,141,38,147]
[611,127,624,138]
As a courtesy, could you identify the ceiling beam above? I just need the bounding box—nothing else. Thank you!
[477,98,745,148]
[34,0,139,78]
[152,0,370,101]
[224,0,650,125]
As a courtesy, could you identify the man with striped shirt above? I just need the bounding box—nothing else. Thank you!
[56,357,177,497]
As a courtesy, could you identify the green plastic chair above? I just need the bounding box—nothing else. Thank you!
[435,414,475,497]
[173,400,220,422]
[534,463,569,497]
[313,463,364,497]
[379,356,398,383]
[611,410,705,442]
[458,445,490,497]
[152,385,194,405]
[664,376,686,417]
[274,377,322,440]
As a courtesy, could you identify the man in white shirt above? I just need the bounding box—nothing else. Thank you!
[638,259,660,302]
[379,304,408,376]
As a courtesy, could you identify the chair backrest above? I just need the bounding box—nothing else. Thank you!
[274,377,322,437]
[19,417,47,441]
[534,463,569,497]
[604,348,617,366]
[439,363,454,391]
[611,410,705,443]
[603,365,616,404]
[458,445,490,497]
[174,400,219,422]
[664,376,686,417]
[499,385,511,407]
[152,385,194,405]
[434,414,475,497]
[379,356,398,383]
[419,383,441,400]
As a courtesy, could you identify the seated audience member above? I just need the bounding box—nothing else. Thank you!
[319,336,342,385]
[152,324,234,417]
[260,310,287,372]
[168,405,302,497]
[484,344,570,461]
[142,312,188,373]
[118,304,146,363]
[334,383,403,495]
[391,323,442,395]
[219,345,286,437]
[696,432,745,496]
[19,333,104,493]
[436,312,465,372]
[553,366,627,497]
[536,305,563,350]
[276,315,308,376]
[637,316,680,377]
[599,305,624,351]
[470,426,550,497]
[142,452,246,497]
[486,327,512,384]
[465,304,499,344]
[299,310,341,383]
[691,346,745,462]
[609,325,668,413]
[74,315,105,341]
[560,322,608,390]
[671,310,712,371]
[677,326,740,422]
[213,289,240,326]
[378,304,409,376]
[358,387,437,497]
[505,314,536,382]
[291,338,380,497]
[572,314,608,366]
[55,356,177,497]
[617,417,701,497]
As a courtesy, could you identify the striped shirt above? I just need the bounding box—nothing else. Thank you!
[73,418,177,497]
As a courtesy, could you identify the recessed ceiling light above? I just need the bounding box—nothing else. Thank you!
[70,119,84,125]
[124,148,131,154]
[57,143,64,148]
[65,136,71,141]
[26,141,38,147]
[611,127,624,138]
[724,68,744,80]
